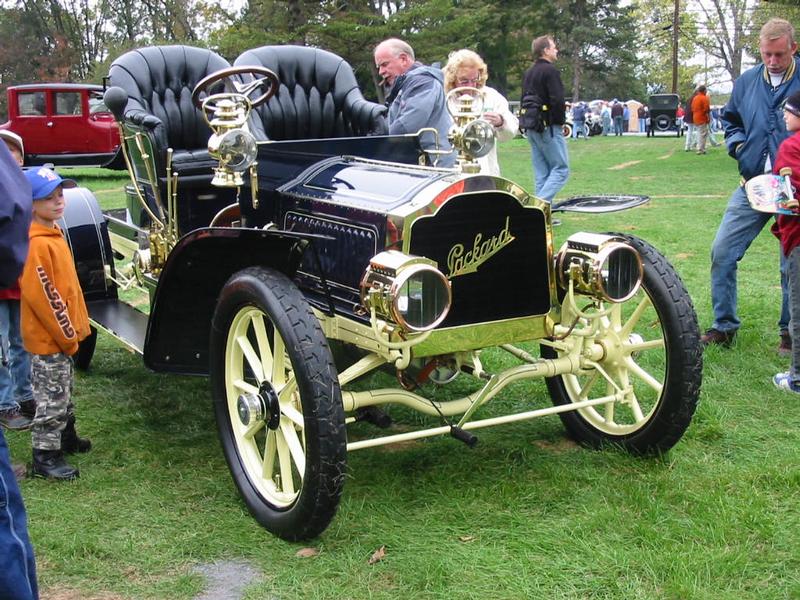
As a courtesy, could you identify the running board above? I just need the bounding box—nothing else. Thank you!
[87,299,148,355]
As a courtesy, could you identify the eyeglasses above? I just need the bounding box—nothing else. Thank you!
[458,77,481,86]
[783,99,800,117]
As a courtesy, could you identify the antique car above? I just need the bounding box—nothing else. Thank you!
[60,45,702,541]
[0,83,122,168]
[648,93,683,137]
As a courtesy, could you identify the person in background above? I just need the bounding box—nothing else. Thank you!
[571,101,588,140]
[21,167,92,481]
[442,49,518,176]
[520,35,569,202]
[374,38,455,167]
[601,101,612,135]
[771,91,800,392]
[638,104,647,133]
[702,18,800,351]
[611,100,623,136]
[0,141,39,600]
[622,102,630,133]
[684,93,698,151]
[0,131,34,433]
[691,85,711,155]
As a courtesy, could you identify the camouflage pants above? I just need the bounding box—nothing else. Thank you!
[31,353,74,450]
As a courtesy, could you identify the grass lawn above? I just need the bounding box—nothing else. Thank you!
[7,135,799,599]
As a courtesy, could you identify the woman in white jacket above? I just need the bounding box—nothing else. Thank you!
[443,49,519,176]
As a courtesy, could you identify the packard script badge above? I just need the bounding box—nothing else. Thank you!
[447,217,515,278]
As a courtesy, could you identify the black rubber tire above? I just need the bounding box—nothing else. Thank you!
[210,267,346,541]
[654,114,671,131]
[73,326,97,371]
[542,234,702,455]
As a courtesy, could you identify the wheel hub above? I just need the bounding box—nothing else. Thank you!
[237,382,281,430]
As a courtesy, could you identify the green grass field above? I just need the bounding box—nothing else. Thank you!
[8,135,799,599]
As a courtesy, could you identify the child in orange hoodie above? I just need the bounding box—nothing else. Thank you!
[20,167,91,480]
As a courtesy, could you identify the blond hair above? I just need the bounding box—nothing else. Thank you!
[760,18,795,44]
[443,49,488,93]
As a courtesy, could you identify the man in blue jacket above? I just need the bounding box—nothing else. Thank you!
[703,18,800,351]
[374,38,455,167]
[0,141,38,600]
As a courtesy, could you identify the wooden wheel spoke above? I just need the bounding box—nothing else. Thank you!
[252,313,274,383]
[263,431,276,480]
[603,398,615,424]
[272,333,287,385]
[625,357,664,394]
[279,419,306,480]
[627,338,665,354]
[243,418,265,440]
[578,371,599,401]
[233,378,259,395]
[280,398,304,429]
[236,332,264,382]
[275,428,295,495]
[620,295,653,337]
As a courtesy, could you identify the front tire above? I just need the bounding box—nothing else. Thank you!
[543,234,702,454]
[210,267,346,540]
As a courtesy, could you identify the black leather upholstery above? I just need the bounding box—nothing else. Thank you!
[108,45,231,175]
[233,46,387,140]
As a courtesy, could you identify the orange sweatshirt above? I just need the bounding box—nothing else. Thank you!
[20,221,90,356]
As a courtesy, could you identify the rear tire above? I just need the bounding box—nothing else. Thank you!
[543,234,702,454]
[74,326,97,371]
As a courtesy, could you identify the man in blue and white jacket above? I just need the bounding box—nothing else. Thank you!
[0,140,38,600]
[374,38,455,167]
[703,18,800,352]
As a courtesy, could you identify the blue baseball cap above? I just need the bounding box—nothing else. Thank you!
[25,166,76,200]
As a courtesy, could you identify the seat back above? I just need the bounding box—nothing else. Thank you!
[108,45,231,153]
[233,45,387,140]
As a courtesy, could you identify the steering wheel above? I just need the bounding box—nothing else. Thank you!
[191,66,280,110]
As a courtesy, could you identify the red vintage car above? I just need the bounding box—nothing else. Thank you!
[0,83,122,168]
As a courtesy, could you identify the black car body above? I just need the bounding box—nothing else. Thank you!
[648,93,682,136]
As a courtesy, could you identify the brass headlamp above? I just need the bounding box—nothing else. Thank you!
[555,232,643,303]
[360,251,452,332]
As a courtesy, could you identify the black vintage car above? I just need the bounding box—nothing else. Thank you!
[648,93,683,136]
[61,45,702,541]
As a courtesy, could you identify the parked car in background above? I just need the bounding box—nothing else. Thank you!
[648,93,682,137]
[0,83,122,168]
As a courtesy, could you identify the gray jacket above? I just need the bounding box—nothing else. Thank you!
[386,63,455,167]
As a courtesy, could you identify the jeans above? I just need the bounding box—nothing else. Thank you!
[572,119,585,139]
[0,429,38,600]
[788,246,800,381]
[710,186,789,333]
[0,299,32,412]
[613,116,623,135]
[525,126,570,202]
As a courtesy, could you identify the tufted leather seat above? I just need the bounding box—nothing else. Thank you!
[233,46,387,141]
[108,45,231,177]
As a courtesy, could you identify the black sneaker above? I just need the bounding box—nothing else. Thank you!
[18,399,35,419]
[779,331,792,357]
[0,408,32,430]
[700,328,737,348]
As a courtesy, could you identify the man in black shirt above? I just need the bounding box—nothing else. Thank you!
[521,35,569,202]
